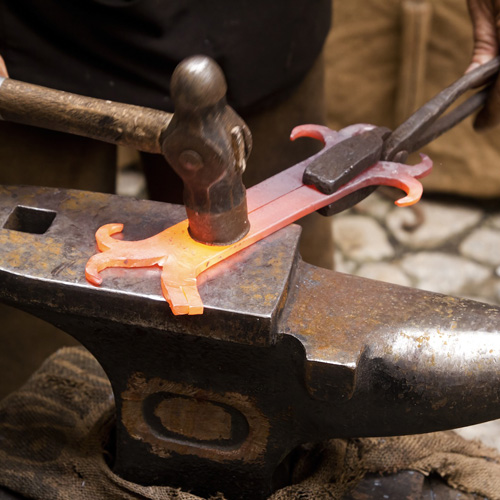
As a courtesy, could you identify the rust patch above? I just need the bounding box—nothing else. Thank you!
[154,397,232,441]
[121,372,270,463]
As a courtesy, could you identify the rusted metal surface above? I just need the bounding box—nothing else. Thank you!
[280,264,500,436]
[0,185,295,346]
[2,185,500,498]
[0,56,251,245]
[342,471,426,499]
[342,471,485,499]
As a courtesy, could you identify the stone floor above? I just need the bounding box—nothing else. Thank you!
[333,188,500,452]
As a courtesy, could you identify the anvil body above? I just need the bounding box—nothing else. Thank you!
[1,185,500,499]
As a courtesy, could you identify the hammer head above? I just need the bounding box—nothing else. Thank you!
[170,55,227,111]
[163,56,252,245]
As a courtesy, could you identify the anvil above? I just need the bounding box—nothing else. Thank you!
[1,184,500,499]
[1,56,500,499]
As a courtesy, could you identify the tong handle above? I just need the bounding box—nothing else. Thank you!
[408,89,488,154]
[383,56,500,161]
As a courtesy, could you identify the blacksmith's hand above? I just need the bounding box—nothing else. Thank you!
[467,0,500,129]
[0,56,8,78]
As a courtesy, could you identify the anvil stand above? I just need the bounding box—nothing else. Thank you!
[1,185,500,499]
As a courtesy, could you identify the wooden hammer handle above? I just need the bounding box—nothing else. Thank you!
[0,78,173,154]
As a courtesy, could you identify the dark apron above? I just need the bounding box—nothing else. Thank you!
[0,0,331,112]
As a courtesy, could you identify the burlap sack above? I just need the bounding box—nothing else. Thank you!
[325,0,500,197]
[1,347,499,499]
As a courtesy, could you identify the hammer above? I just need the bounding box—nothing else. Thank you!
[0,55,251,244]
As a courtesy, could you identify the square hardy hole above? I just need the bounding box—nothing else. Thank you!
[3,205,57,234]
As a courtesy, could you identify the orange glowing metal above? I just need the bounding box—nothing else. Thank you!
[85,124,433,315]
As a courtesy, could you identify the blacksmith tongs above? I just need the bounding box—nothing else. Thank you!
[303,56,500,216]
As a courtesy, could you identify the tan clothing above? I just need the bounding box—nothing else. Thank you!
[325,0,500,197]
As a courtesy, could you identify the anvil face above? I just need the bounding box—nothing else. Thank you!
[0,185,300,346]
[2,185,500,500]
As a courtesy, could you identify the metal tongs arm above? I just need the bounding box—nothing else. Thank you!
[383,56,500,162]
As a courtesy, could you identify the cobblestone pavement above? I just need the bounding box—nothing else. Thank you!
[333,189,500,451]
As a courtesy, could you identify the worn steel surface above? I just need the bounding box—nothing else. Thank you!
[302,127,391,194]
[0,56,250,245]
[2,185,500,499]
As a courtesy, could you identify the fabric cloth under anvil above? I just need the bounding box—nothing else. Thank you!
[0,347,499,500]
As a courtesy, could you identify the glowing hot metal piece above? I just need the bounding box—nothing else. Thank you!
[85,124,432,315]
